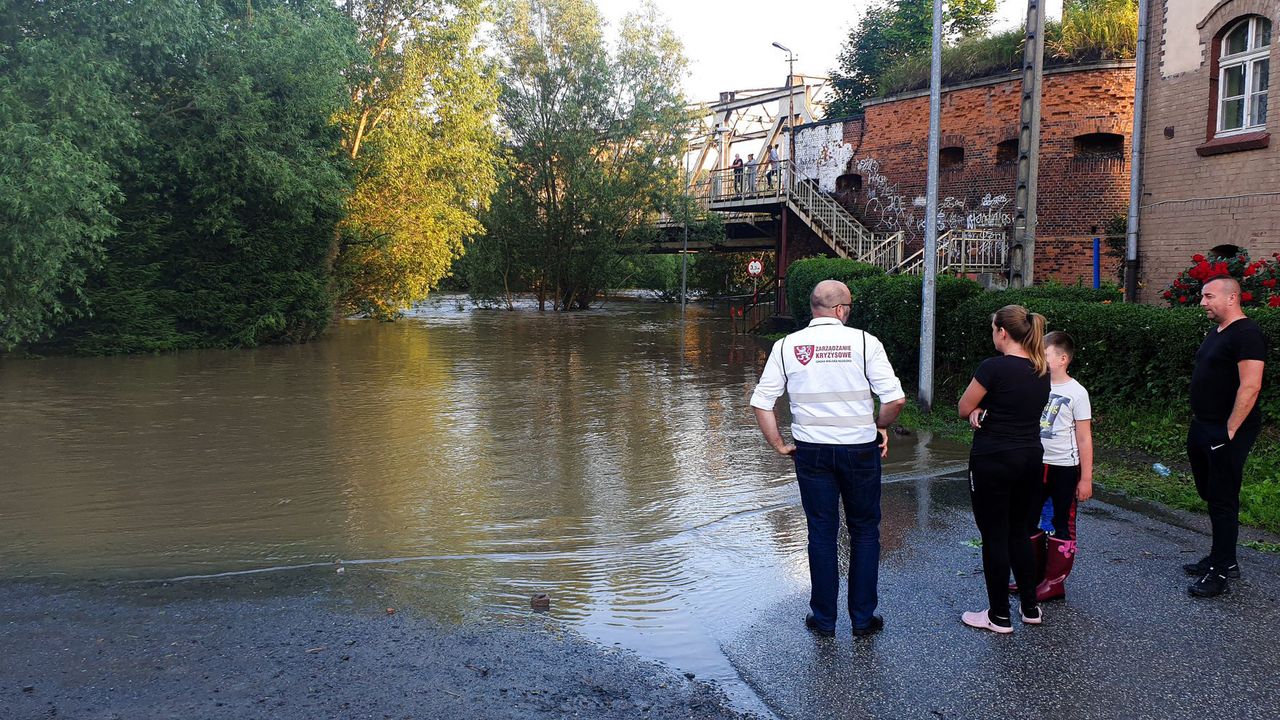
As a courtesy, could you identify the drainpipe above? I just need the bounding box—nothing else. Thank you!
[1125,0,1150,302]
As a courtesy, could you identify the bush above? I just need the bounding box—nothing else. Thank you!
[941,295,1280,421]
[1163,249,1280,308]
[786,258,884,326]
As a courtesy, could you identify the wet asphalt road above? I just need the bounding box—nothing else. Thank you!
[724,473,1280,720]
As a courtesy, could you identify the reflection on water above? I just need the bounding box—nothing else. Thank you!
[0,296,969,690]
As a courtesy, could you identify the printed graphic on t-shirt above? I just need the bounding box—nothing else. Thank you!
[1040,393,1071,438]
[795,343,853,366]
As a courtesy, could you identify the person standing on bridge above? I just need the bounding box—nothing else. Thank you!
[745,153,758,193]
[1184,275,1266,598]
[731,154,744,196]
[750,280,907,639]
[766,144,780,188]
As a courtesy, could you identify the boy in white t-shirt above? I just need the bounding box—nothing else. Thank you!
[1032,330,1094,601]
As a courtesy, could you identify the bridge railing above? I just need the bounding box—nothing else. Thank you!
[690,163,790,206]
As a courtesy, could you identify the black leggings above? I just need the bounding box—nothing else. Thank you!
[970,447,1043,618]
[1039,464,1079,541]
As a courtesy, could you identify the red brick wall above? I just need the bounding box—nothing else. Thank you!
[821,64,1135,285]
[1136,0,1280,303]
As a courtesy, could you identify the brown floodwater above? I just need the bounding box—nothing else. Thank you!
[0,296,969,695]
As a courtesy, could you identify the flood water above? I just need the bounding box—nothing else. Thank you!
[0,296,969,701]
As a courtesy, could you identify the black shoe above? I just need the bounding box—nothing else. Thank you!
[1183,557,1240,578]
[804,613,835,638]
[851,615,885,637]
[1188,571,1230,598]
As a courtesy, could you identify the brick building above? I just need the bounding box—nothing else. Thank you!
[792,62,1136,284]
[1136,0,1278,301]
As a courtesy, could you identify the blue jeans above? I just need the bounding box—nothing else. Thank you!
[794,439,882,631]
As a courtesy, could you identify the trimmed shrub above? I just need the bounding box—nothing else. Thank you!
[786,258,883,326]
[941,296,1280,421]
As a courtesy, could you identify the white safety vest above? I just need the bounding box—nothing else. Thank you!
[750,317,906,445]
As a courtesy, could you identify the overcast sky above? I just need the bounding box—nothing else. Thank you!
[596,0,1055,103]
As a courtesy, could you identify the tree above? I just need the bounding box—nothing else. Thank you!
[0,2,135,348]
[333,0,500,318]
[52,0,358,353]
[475,0,689,310]
[827,0,996,117]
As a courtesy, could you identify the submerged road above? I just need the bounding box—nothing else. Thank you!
[725,473,1280,720]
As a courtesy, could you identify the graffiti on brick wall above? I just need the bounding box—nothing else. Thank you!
[854,157,1012,237]
[795,124,855,193]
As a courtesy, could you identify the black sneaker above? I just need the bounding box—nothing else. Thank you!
[851,615,885,637]
[1183,557,1240,578]
[804,613,835,638]
[1188,571,1230,598]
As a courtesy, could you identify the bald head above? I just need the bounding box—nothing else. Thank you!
[810,279,851,318]
[1203,275,1240,295]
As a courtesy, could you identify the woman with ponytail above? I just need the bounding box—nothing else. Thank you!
[957,304,1051,633]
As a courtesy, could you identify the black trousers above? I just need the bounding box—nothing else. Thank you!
[1039,464,1079,541]
[970,446,1044,617]
[1187,417,1260,568]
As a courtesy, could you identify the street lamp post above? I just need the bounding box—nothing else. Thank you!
[772,42,796,316]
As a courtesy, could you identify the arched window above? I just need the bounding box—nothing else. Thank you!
[940,146,965,170]
[1216,16,1271,136]
[1073,132,1124,159]
[836,173,863,192]
[995,139,1019,165]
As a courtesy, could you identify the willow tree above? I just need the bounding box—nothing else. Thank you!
[478,0,688,310]
[334,0,500,317]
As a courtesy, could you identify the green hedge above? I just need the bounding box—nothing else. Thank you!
[781,258,1278,422]
[786,258,883,326]
[941,295,1280,421]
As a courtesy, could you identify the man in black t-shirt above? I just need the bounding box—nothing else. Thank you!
[1185,276,1267,598]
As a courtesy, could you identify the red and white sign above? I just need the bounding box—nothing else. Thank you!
[794,345,815,365]
[746,258,764,277]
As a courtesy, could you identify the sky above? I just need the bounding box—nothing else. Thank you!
[597,0,1055,104]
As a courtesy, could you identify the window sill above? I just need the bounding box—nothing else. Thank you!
[1196,131,1270,156]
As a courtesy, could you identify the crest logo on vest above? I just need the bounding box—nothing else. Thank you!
[794,345,815,365]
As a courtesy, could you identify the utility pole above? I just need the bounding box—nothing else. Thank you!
[1125,0,1151,302]
[773,42,797,316]
[681,160,689,319]
[1010,0,1046,288]
[918,0,943,412]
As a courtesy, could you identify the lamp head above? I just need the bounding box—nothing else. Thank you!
[771,42,791,53]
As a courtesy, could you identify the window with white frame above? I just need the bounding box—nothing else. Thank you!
[1217,16,1271,135]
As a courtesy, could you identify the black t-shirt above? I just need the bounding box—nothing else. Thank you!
[1190,317,1267,427]
[971,355,1051,456]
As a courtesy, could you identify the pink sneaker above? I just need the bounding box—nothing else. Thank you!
[961,609,1014,634]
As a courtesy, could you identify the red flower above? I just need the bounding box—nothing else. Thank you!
[1179,296,1188,303]
[1271,296,1280,308]
[1163,290,1173,299]
[1264,278,1277,288]
[1245,263,1259,276]
[1242,291,1254,302]
[1192,254,1206,263]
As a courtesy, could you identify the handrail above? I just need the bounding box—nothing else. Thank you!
[729,276,779,334]
[895,229,1009,275]
[690,160,908,274]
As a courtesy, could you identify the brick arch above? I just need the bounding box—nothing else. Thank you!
[1196,0,1277,34]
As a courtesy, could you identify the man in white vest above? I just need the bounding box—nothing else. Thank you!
[750,279,906,638]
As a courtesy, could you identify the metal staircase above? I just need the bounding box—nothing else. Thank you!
[782,170,905,270]
[893,229,1008,276]
[695,162,905,273]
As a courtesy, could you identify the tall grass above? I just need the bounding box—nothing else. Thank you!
[877,0,1137,97]
[1051,0,1139,61]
